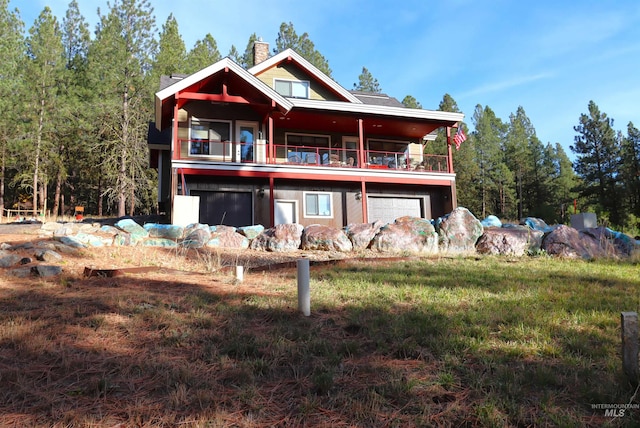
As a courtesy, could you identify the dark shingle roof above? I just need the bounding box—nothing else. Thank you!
[159,74,189,91]
[349,91,405,108]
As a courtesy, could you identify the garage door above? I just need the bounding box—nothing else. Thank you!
[367,196,423,224]
[190,191,253,227]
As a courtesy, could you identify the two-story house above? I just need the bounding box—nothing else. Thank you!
[149,41,464,228]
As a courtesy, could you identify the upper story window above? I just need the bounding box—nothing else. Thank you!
[274,79,310,99]
[190,118,231,156]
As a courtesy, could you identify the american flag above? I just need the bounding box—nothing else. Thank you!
[453,126,466,150]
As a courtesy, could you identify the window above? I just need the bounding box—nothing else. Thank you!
[304,192,332,218]
[279,133,331,164]
[274,79,309,99]
[190,118,231,156]
[367,139,409,168]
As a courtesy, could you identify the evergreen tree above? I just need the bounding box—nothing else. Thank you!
[526,136,554,219]
[23,7,65,217]
[621,122,640,219]
[571,100,624,226]
[431,94,459,156]
[353,66,381,93]
[151,13,186,85]
[274,22,331,76]
[401,95,422,109]
[0,0,24,215]
[227,44,241,64]
[504,106,534,219]
[53,0,92,217]
[87,0,156,217]
[238,33,258,68]
[184,34,220,74]
[471,104,511,218]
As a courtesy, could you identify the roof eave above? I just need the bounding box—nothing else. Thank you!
[290,98,464,124]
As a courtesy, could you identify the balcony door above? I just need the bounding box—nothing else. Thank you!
[342,136,359,167]
[236,121,258,162]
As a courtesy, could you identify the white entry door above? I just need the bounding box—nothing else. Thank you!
[275,200,298,225]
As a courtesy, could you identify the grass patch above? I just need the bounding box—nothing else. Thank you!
[0,255,638,426]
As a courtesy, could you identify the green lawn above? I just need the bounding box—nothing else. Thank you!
[0,254,638,427]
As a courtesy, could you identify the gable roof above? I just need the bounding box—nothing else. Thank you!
[350,91,406,108]
[154,50,464,134]
[248,48,362,104]
[155,57,293,129]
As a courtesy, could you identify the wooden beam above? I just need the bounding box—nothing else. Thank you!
[177,91,250,104]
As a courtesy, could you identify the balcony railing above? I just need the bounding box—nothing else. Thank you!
[178,140,450,173]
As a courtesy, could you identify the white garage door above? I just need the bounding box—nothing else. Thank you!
[367,197,422,224]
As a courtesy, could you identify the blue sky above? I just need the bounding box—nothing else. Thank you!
[10,0,640,157]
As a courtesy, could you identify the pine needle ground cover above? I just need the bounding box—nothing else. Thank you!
[0,247,638,427]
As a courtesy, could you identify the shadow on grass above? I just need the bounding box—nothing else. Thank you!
[0,257,637,427]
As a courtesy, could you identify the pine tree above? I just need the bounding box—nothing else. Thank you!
[621,122,640,219]
[274,22,331,76]
[571,100,624,226]
[88,0,156,217]
[401,95,422,109]
[53,0,92,217]
[0,0,24,215]
[471,105,511,218]
[151,13,186,84]
[551,143,580,223]
[353,67,381,93]
[239,33,258,68]
[184,34,220,74]
[24,7,65,217]
[504,106,534,219]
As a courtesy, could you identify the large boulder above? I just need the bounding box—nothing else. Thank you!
[541,225,609,259]
[250,223,305,252]
[344,221,385,250]
[144,223,185,240]
[300,224,353,252]
[181,224,212,248]
[581,227,637,258]
[371,216,438,254]
[476,226,544,256]
[437,207,483,253]
[207,226,250,249]
[521,217,552,232]
[115,218,149,244]
[481,215,502,228]
[237,225,265,240]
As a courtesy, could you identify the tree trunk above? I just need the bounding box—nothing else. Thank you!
[33,90,46,218]
[118,81,129,217]
[0,144,5,219]
[53,168,62,218]
[52,141,64,218]
[97,175,103,217]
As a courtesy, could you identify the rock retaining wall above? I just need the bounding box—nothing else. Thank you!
[2,207,638,277]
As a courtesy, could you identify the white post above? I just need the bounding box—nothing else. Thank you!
[297,258,310,316]
[621,311,639,384]
[235,265,244,283]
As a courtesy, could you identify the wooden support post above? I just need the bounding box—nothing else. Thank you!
[621,311,639,385]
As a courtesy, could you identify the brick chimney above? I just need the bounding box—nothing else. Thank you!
[253,38,269,65]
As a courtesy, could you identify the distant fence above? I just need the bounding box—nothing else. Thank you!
[2,208,45,222]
